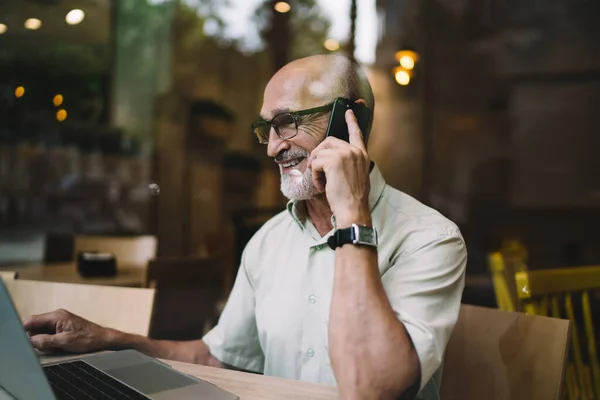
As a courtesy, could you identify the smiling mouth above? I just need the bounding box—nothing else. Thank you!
[280,158,304,168]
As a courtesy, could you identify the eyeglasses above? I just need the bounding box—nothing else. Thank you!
[251,103,333,144]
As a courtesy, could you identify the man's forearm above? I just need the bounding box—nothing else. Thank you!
[329,216,419,399]
[104,329,224,368]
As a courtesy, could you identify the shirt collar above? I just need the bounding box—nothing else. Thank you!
[286,161,386,229]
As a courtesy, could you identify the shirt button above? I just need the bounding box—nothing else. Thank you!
[309,295,317,304]
[307,348,315,357]
[315,244,323,250]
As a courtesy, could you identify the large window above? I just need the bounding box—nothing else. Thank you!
[0,0,173,244]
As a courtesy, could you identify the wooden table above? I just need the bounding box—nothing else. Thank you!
[0,263,145,287]
[164,360,337,399]
[40,353,338,400]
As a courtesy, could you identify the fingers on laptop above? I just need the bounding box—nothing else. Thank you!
[23,309,71,331]
[29,332,70,352]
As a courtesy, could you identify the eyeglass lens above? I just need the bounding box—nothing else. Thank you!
[254,113,297,144]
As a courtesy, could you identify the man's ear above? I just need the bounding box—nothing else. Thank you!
[353,98,367,107]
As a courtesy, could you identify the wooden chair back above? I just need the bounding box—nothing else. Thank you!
[74,235,157,268]
[5,280,155,336]
[441,304,570,400]
[516,266,600,400]
[0,271,17,282]
[146,254,227,340]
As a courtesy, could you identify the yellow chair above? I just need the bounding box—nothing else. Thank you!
[516,266,600,400]
[488,252,520,312]
[490,247,600,400]
[488,239,530,312]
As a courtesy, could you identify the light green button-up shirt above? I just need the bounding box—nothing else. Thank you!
[203,164,467,399]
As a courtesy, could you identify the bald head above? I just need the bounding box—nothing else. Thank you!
[262,54,375,140]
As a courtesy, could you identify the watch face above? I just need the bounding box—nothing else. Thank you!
[360,230,374,241]
[355,225,377,245]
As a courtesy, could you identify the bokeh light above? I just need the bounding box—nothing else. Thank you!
[53,94,64,107]
[399,55,415,70]
[66,9,85,25]
[324,39,340,51]
[395,70,410,86]
[15,86,25,98]
[24,18,42,30]
[56,109,68,122]
[274,2,291,13]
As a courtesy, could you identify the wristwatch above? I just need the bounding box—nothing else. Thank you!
[327,223,378,250]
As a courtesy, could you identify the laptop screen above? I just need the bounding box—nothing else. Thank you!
[0,279,56,400]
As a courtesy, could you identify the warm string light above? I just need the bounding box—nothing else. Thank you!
[395,70,410,86]
[56,109,68,122]
[324,39,340,51]
[0,24,7,34]
[53,94,64,107]
[399,55,415,70]
[15,86,25,98]
[13,10,81,32]
[274,2,291,13]
[394,50,419,85]
[66,9,85,25]
[395,50,419,68]
[24,18,42,30]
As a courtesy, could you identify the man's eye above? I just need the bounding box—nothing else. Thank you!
[274,114,295,127]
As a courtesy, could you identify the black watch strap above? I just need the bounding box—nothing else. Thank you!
[327,227,353,250]
[327,224,378,250]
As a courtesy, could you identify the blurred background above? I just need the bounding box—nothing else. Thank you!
[1,0,600,307]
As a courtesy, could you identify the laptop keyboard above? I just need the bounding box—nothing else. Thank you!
[44,361,151,400]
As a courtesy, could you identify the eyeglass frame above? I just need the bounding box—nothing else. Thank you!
[251,102,334,144]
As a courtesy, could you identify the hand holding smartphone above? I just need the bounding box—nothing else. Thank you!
[311,97,372,192]
[324,97,372,143]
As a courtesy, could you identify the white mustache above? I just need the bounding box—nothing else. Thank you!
[275,149,309,163]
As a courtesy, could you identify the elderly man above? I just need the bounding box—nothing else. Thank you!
[24,54,466,400]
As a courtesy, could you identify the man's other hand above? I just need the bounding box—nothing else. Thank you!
[23,309,112,354]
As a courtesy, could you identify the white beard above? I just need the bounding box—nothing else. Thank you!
[280,166,317,200]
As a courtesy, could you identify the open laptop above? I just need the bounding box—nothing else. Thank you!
[0,279,239,400]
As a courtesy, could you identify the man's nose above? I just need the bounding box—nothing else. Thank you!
[267,128,290,158]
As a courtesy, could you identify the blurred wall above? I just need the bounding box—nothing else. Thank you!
[376,0,600,268]
[366,67,422,198]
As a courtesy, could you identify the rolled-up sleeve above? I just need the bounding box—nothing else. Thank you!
[202,254,265,373]
[383,230,467,392]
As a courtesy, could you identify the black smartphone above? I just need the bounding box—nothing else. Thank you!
[324,97,372,143]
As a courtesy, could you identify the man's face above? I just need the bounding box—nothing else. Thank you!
[261,70,331,201]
